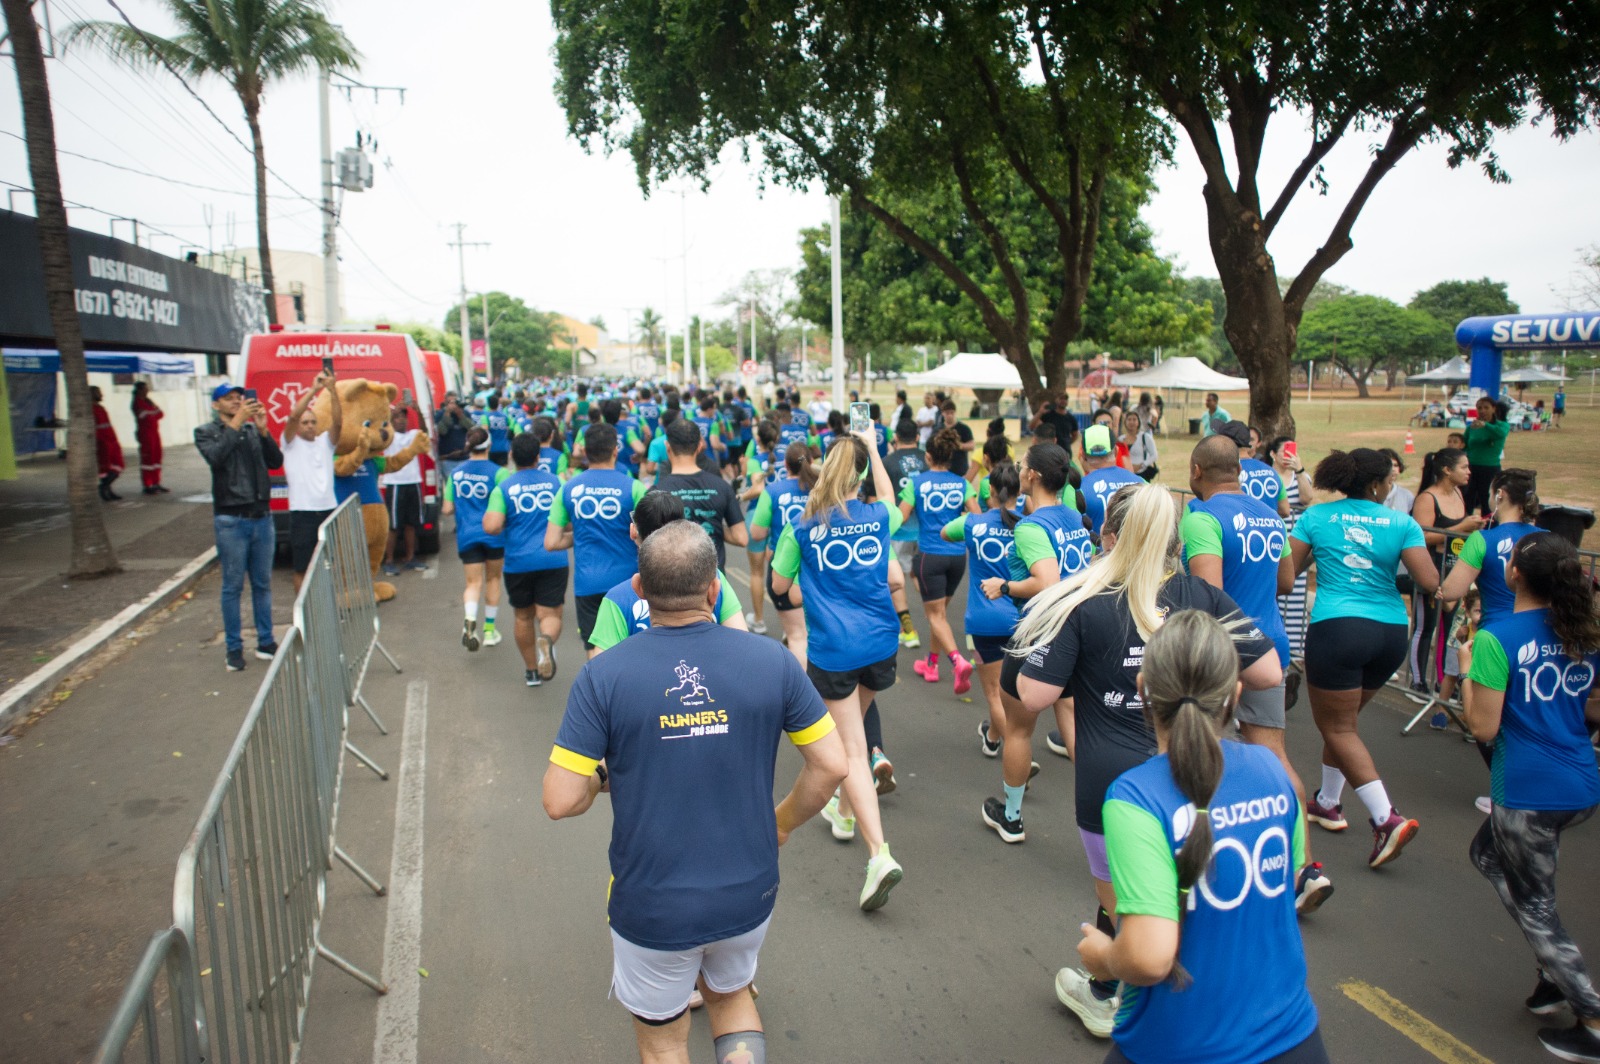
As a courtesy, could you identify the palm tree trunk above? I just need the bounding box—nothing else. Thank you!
[244,94,279,326]
[2,0,120,578]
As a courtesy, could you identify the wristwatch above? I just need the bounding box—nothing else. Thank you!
[1000,580,1011,597]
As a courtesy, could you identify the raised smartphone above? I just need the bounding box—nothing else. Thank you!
[849,401,871,435]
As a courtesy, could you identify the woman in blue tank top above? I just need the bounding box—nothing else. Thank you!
[899,428,977,695]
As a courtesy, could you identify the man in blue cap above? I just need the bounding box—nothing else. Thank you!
[194,382,282,672]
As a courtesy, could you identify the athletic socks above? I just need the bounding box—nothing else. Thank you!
[1003,782,1025,821]
[484,606,498,633]
[898,610,914,634]
[926,652,938,667]
[464,597,478,623]
[715,1030,766,1064]
[1355,780,1394,825]
[948,650,962,664]
[1317,765,1347,809]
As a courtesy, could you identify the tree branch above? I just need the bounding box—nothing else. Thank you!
[1262,108,1357,236]
[949,144,1032,338]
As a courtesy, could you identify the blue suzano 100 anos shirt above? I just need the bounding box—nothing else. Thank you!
[772,499,903,672]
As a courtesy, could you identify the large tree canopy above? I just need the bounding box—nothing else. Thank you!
[1295,294,1443,398]
[1045,0,1600,434]
[552,0,1163,404]
[441,293,563,378]
[1409,278,1520,332]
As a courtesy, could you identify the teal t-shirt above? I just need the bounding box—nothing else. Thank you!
[1290,498,1424,626]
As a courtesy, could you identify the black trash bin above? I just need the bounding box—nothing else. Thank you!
[1188,417,1202,435]
[1535,503,1596,549]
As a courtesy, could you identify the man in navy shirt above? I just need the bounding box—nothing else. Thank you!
[544,522,847,1064]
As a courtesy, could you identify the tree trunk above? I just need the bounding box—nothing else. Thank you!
[3,0,119,578]
[1204,189,1297,441]
[244,95,278,327]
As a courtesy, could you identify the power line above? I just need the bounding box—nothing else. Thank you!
[0,128,301,199]
[1,176,198,250]
[336,221,440,308]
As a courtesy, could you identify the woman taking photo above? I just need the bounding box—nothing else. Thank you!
[1292,449,1439,868]
[1078,610,1328,1064]
[1409,448,1483,697]
[1464,397,1511,514]
[770,431,905,912]
[900,428,978,694]
[1006,482,1281,1038]
[1462,532,1600,1064]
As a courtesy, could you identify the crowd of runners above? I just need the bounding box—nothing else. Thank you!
[393,374,1599,1064]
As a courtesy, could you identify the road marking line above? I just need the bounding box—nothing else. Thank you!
[1340,980,1494,1064]
[373,680,428,1064]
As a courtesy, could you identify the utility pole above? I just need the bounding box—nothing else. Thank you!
[829,196,845,410]
[680,190,692,391]
[481,291,491,374]
[698,317,706,387]
[447,223,488,386]
[750,300,757,379]
[318,68,339,328]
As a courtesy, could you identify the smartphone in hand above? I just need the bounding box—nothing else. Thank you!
[1283,440,1298,463]
[243,388,258,401]
[850,401,872,435]
[322,356,335,377]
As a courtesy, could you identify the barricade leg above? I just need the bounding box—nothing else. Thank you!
[315,937,388,994]
[345,739,390,780]
[355,692,390,736]
[334,845,387,897]
[375,637,403,674]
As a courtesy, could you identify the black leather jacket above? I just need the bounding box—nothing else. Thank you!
[194,417,283,516]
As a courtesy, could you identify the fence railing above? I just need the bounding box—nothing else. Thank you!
[94,497,400,1064]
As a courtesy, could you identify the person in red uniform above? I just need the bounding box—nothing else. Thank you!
[92,386,125,501]
[131,381,167,494]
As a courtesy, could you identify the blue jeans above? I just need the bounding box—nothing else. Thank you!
[214,513,275,652]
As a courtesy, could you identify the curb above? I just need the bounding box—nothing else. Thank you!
[0,547,220,734]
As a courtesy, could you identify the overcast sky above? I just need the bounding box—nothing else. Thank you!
[3,0,1596,347]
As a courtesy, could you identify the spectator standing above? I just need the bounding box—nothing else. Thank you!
[1122,410,1158,482]
[543,521,848,1064]
[91,385,124,501]
[380,405,429,575]
[915,392,940,447]
[434,393,474,484]
[1553,385,1566,428]
[1030,392,1080,454]
[131,381,168,494]
[195,383,283,672]
[1199,392,1231,437]
[280,370,341,593]
[938,400,976,479]
[1464,397,1511,513]
[889,388,910,430]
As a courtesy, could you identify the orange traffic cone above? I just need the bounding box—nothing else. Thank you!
[1404,431,1415,454]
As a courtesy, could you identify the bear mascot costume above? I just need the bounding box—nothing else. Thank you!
[312,379,430,603]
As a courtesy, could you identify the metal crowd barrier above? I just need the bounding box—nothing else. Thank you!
[93,498,400,1063]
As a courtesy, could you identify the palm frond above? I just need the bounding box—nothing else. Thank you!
[58,19,211,80]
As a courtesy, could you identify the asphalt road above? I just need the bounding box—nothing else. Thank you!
[294,542,1600,1064]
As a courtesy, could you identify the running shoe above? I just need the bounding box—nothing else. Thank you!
[952,655,974,695]
[871,748,897,796]
[525,669,541,688]
[821,794,856,841]
[979,720,1002,757]
[1294,862,1334,915]
[404,560,428,572]
[859,845,903,911]
[1403,683,1432,705]
[255,642,278,661]
[745,612,768,635]
[225,649,246,672]
[913,658,940,683]
[900,629,921,650]
[688,989,704,1010]
[1284,666,1302,711]
[1528,971,1567,1016]
[536,634,557,681]
[1055,968,1118,1039]
[462,619,480,652]
[1305,795,1348,832]
[483,628,503,648]
[981,797,1025,843]
[1475,795,1493,815]
[1046,730,1070,758]
[1538,1023,1600,1063]
[381,563,401,576]
[1368,811,1420,868]
[1429,711,1449,731]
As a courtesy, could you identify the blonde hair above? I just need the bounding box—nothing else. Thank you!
[1011,482,1182,655]
[803,437,869,522]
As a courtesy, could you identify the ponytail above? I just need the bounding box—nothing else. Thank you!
[784,440,819,490]
[1491,467,1540,518]
[756,419,779,452]
[989,462,1022,530]
[1139,610,1241,990]
[803,437,869,521]
[1511,532,1600,659]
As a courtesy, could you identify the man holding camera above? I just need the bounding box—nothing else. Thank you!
[196,383,283,673]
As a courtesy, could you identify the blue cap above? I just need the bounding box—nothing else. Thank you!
[211,382,244,402]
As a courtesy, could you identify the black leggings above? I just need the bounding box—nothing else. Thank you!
[1465,463,1498,515]
[1472,804,1600,1020]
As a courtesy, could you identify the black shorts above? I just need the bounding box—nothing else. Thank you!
[385,483,422,530]
[914,551,967,600]
[489,451,509,467]
[575,592,606,647]
[765,566,800,612]
[1106,1028,1328,1064]
[458,543,505,565]
[971,634,1010,665]
[505,567,568,610]
[728,441,749,460]
[1304,618,1409,691]
[807,654,897,701]
[289,509,332,573]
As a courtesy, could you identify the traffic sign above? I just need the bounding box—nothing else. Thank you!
[741,359,759,376]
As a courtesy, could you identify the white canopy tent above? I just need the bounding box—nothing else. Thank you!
[1404,355,1472,386]
[1500,364,1570,384]
[906,352,1023,390]
[1112,356,1250,391]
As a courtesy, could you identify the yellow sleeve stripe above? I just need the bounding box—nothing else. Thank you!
[787,714,837,746]
[550,745,601,776]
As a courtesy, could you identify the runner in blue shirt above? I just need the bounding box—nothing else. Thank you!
[899,428,977,695]
[739,420,780,636]
[770,431,906,912]
[482,434,567,687]
[750,442,816,669]
[1079,425,1142,539]
[1461,532,1600,1063]
[633,386,661,436]
[476,395,518,466]
[1078,610,1328,1064]
[443,428,510,652]
[1218,420,1289,517]
[775,403,813,453]
[642,407,677,485]
[1439,467,1542,626]
[1181,436,1332,914]
[545,422,649,656]
[1290,448,1440,870]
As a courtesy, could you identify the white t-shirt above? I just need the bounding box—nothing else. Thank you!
[915,404,939,446]
[380,429,423,486]
[280,431,336,512]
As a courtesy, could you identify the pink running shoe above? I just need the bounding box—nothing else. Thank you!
[952,655,974,695]
[1305,795,1348,832]
[913,658,940,683]
[1368,812,1420,868]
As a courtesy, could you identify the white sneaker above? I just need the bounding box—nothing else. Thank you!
[859,844,903,911]
[1475,795,1493,815]
[482,628,502,647]
[1055,967,1118,1038]
[745,613,768,635]
[821,794,856,841]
